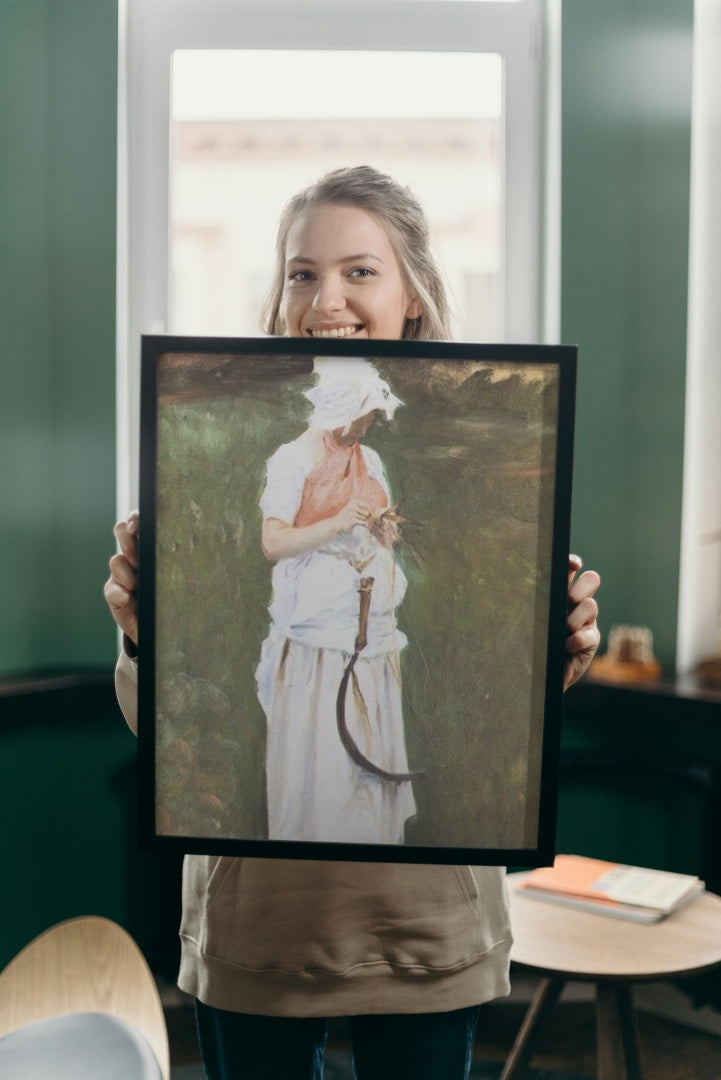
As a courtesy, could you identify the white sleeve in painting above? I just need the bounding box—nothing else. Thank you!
[259,441,311,523]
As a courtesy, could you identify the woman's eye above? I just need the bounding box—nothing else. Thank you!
[349,267,375,279]
[288,270,313,283]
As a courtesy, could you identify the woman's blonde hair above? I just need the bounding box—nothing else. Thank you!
[262,165,453,341]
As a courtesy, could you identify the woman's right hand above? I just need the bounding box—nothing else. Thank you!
[104,510,139,646]
[262,500,374,561]
[333,499,372,535]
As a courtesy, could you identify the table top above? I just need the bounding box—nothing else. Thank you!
[508,872,721,981]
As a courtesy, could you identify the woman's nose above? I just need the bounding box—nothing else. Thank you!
[312,274,345,315]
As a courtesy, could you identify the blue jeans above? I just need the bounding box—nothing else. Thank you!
[195,1000,481,1080]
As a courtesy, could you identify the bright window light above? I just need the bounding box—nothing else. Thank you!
[170,50,503,341]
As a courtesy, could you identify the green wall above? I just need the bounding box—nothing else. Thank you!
[0,0,118,675]
[0,0,131,973]
[0,1,694,678]
[562,0,693,669]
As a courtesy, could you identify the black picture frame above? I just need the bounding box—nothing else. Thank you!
[138,335,576,865]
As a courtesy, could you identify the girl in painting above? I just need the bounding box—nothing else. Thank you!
[256,358,417,843]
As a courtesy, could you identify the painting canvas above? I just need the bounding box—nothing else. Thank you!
[137,336,576,865]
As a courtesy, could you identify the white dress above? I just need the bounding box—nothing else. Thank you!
[255,428,417,844]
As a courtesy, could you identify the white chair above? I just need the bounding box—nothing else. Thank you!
[0,915,170,1079]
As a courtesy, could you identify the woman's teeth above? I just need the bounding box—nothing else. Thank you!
[310,325,360,338]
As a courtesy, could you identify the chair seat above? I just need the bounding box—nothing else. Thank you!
[0,1011,162,1080]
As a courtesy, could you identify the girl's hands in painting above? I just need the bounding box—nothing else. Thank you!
[368,505,402,549]
[104,510,140,647]
[564,554,601,691]
[263,499,397,562]
[262,501,374,561]
[333,498,374,535]
[335,500,402,548]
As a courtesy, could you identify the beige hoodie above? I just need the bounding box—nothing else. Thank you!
[116,650,512,1016]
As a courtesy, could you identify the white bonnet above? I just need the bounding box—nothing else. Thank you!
[303,357,403,431]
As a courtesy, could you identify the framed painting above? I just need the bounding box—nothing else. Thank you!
[137,336,576,865]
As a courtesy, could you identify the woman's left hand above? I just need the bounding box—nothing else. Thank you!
[564,554,601,691]
[368,505,402,548]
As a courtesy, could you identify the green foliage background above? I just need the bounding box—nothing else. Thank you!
[153,353,559,850]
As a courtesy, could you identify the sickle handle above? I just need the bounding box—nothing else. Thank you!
[355,576,374,652]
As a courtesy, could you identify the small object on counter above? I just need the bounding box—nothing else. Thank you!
[590,623,662,682]
[696,654,721,688]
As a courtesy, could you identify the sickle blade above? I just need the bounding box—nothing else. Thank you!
[335,652,424,784]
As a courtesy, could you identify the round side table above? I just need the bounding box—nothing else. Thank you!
[503,872,721,1080]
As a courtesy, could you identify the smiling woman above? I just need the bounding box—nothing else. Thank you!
[282,206,421,340]
[263,166,452,341]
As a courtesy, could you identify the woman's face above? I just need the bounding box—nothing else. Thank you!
[281,203,421,341]
[334,409,378,445]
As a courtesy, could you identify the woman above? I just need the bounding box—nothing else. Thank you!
[257,357,416,844]
[106,166,601,1080]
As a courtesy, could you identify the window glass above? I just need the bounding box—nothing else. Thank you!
[170,50,503,340]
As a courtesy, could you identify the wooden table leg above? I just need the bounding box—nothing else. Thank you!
[596,982,643,1080]
[499,976,565,1080]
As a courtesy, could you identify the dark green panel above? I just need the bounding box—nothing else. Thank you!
[562,0,693,668]
[0,2,55,669]
[0,0,118,674]
[559,683,721,888]
[0,683,183,975]
[47,0,118,667]
[0,687,132,966]
[556,771,708,877]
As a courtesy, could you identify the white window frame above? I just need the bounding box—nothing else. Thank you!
[116,0,558,511]
[676,0,721,674]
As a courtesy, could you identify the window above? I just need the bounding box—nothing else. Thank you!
[170,49,503,340]
[118,0,557,509]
